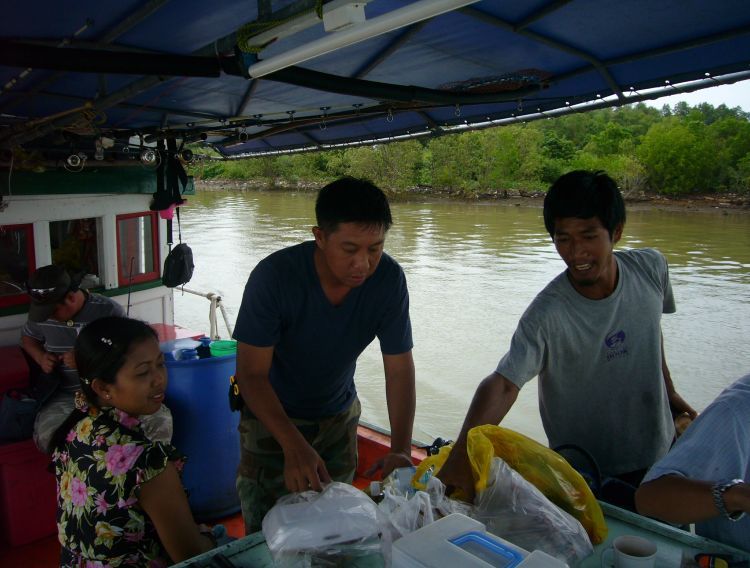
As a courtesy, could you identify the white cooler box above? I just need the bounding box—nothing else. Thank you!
[392,513,568,568]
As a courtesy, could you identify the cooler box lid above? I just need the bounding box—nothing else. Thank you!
[392,513,567,568]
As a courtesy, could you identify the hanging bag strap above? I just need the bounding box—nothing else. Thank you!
[176,205,183,244]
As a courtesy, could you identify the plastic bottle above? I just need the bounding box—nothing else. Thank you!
[196,337,212,359]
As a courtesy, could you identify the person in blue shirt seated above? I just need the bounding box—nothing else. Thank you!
[232,177,416,533]
[636,373,750,552]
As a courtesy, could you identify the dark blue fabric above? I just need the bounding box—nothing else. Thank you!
[3,1,750,158]
[233,241,412,420]
[0,372,60,443]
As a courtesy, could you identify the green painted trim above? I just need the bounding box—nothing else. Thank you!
[3,169,195,196]
[0,280,167,318]
[99,279,167,297]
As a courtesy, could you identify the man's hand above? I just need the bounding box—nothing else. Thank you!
[61,350,76,369]
[282,439,332,493]
[37,352,59,374]
[668,390,697,419]
[435,446,476,503]
[364,450,413,480]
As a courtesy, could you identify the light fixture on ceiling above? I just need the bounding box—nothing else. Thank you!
[65,152,87,172]
[140,148,160,168]
[247,0,480,78]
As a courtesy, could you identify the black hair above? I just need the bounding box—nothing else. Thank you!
[315,177,392,234]
[543,170,626,239]
[47,316,158,453]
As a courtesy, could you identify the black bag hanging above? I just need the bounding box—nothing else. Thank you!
[162,207,194,288]
[155,138,194,288]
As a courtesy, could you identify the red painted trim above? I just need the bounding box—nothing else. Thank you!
[115,212,160,286]
[0,223,35,309]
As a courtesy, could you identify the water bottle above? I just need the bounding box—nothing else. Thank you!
[196,337,212,359]
[179,348,199,361]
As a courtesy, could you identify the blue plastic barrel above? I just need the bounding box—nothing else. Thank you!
[165,353,240,520]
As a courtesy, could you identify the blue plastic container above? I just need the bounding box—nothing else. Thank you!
[165,354,240,520]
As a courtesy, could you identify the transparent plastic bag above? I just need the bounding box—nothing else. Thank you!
[414,424,607,544]
[376,468,473,566]
[262,482,383,567]
[473,457,592,566]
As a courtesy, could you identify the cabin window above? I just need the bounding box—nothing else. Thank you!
[49,218,101,287]
[0,223,35,307]
[116,212,159,285]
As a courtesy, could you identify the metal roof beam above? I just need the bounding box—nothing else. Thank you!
[16,90,222,122]
[0,0,171,113]
[553,25,750,88]
[459,6,624,99]
[0,40,224,78]
[514,0,573,31]
[236,79,259,117]
[0,0,330,147]
[265,65,543,105]
[353,22,427,79]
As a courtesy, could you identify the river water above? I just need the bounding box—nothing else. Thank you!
[174,189,750,446]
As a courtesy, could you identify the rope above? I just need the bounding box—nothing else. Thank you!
[237,0,323,54]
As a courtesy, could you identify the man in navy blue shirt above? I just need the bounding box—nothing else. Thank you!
[233,177,416,532]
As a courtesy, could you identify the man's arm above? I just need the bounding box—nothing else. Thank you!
[20,334,58,374]
[366,351,416,479]
[436,372,520,502]
[235,342,331,493]
[660,331,697,418]
[636,476,750,524]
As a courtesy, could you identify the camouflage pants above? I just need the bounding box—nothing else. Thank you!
[236,397,361,534]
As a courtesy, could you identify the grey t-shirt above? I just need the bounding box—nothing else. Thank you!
[21,292,126,391]
[496,248,676,476]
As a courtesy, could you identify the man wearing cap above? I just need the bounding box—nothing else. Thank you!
[21,264,172,452]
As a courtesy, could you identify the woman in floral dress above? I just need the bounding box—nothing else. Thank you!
[49,316,215,567]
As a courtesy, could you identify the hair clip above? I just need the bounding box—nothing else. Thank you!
[101,337,113,346]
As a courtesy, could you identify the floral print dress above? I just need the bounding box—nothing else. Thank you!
[52,406,184,567]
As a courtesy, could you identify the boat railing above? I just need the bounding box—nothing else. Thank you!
[178,287,234,340]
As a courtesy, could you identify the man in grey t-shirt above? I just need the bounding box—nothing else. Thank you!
[438,170,696,510]
[21,265,172,452]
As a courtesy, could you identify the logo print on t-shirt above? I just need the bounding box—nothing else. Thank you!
[605,330,628,361]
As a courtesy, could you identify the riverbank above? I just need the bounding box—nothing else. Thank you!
[194,178,750,213]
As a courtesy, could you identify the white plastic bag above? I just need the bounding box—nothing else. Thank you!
[376,470,472,566]
[473,457,592,565]
[262,482,383,567]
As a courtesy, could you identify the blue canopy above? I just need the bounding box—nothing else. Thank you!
[1,0,749,161]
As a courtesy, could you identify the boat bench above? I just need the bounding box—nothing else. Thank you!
[0,345,57,548]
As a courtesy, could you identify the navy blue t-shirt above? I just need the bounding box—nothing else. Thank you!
[233,241,413,419]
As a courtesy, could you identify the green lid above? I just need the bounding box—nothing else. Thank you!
[209,339,237,357]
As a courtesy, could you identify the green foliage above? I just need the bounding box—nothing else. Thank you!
[637,118,719,193]
[189,101,748,197]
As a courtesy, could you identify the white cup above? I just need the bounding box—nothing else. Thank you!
[601,535,657,568]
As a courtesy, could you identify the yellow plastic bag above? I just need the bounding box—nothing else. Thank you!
[414,424,608,544]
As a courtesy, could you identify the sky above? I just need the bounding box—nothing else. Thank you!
[642,80,749,111]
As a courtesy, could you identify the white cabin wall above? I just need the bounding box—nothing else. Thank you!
[0,193,174,347]
[0,313,28,346]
